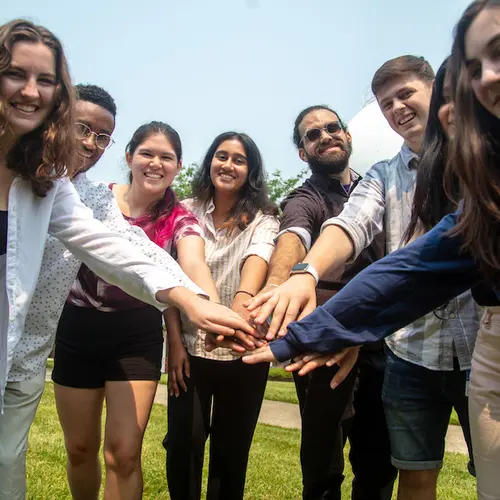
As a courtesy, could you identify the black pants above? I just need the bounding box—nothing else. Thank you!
[164,355,269,500]
[294,348,397,500]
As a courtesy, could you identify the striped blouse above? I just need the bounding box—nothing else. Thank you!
[180,198,279,361]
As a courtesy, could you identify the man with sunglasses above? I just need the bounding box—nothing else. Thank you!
[252,105,394,500]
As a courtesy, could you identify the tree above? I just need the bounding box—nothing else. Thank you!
[173,163,308,204]
[266,168,308,204]
[172,163,198,200]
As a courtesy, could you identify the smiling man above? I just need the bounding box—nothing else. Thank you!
[73,84,116,173]
[253,105,393,500]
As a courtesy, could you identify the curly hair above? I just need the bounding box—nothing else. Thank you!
[0,19,76,196]
[75,83,116,117]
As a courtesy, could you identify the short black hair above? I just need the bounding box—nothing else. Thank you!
[292,105,347,149]
[75,83,117,117]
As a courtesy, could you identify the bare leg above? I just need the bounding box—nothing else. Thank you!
[103,380,157,500]
[54,383,105,500]
[397,469,439,500]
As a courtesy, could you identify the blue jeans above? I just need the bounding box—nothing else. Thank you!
[382,347,474,471]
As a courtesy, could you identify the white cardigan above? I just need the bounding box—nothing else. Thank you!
[1,176,203,409]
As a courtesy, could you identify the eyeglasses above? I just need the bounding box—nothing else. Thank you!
[301,121,343,144]
[75,122,114,150]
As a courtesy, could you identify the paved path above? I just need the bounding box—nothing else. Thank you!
[46,370,468,455]
[153,383,468,455]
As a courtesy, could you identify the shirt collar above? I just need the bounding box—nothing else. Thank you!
[310,168,359,191]
[205,198,216,215]
[400,143,420,170]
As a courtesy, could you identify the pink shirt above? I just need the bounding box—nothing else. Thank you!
[67,189,202,312]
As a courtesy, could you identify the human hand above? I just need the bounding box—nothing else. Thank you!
[286,347,360,389]
[205,294,267,352]
[244,275,317,340]
[167,341,190,397]
[179,293,258,341]
[241,344,278,365]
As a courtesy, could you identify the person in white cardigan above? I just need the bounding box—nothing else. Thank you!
[0,19,254,499]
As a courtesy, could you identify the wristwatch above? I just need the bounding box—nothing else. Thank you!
[290,263,319,285]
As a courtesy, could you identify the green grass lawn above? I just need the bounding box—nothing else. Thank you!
[27,383,476,499]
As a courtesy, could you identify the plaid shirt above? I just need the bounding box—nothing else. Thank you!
[180,198,279,361]
[322,144,479,371]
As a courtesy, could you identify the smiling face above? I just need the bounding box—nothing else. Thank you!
[74,100,115,173]
[0,41,57,139]
[465,5,500,120]
[376,75,433,153]
[126,132,181,198]
[297,109,352,175]
[209,139,249,196]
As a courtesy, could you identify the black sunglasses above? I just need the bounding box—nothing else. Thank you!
[302,121,343,144]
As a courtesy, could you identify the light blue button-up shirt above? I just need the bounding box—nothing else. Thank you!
[320,145,479,371]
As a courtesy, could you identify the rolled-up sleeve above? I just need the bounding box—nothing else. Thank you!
[241,214,279,266]
[48,179,205,311]
[321,163,386,263]
[271,211,482,361]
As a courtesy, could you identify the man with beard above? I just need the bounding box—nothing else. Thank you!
[257,105,395,499]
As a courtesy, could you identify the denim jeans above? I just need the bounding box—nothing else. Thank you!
[382,347,474,471]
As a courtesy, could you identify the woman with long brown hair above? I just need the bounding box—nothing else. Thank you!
[0,19,254,499]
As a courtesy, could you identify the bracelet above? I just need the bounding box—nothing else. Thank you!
[234,290,255,298]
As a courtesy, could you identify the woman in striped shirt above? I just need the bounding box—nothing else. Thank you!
[165,132,279,500]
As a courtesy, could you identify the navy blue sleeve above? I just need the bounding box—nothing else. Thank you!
[270,211,483,361]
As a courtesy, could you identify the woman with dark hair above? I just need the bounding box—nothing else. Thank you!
[243,1,500,496]
[0,19,254,500]
[165,132,279,500]
[53,121,220,500]
[403,57,459,243]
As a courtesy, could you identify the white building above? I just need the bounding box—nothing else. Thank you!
[348,100,402,175]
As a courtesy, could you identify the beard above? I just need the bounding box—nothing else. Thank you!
[306,140,352,176]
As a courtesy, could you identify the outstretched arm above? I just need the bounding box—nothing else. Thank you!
[50,179,255,338]
[268,211,481,362]
[246,166,387,338]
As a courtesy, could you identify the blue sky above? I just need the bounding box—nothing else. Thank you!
[3,0,470,183]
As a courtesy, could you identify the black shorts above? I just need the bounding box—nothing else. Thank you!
[52,303,163,389]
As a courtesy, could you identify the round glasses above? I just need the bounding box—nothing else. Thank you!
[75,122,114,150]
[301,121,343,144]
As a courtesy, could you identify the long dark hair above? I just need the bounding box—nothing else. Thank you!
[0,19,76,196]
[403,58,460,243]
[126,121,189,248]
[192,132,278,231]
[445,0,500,278]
